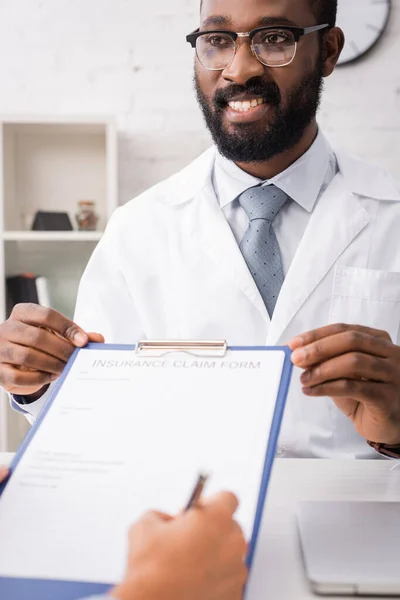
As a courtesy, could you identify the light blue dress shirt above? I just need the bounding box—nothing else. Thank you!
[213,129,338,277]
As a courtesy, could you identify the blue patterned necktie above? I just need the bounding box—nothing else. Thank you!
[238,184,290,317]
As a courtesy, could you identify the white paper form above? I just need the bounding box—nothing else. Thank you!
[0,348,286,585]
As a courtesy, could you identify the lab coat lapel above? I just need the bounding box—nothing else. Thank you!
[267,173,371,344]
[196,179,270,322]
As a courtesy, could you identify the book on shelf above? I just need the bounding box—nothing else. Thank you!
[6,274,50,317]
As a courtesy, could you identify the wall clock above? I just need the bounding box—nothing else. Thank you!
[336,0,392,65]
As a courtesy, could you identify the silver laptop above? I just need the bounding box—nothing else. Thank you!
[297,501,400,596]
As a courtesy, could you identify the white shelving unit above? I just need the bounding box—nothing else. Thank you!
[3,231,103,242]
[0,117,118,451]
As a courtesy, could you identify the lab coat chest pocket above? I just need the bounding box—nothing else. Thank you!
[329,266,400,343]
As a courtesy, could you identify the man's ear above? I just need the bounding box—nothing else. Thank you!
[322,27,345,77]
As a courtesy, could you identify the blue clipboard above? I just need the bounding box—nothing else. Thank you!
[0,342,293,600]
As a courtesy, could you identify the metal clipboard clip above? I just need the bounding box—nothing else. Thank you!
[135,340,228,357]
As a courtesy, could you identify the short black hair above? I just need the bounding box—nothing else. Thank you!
[310,0,337,27]
[200,0,338,27]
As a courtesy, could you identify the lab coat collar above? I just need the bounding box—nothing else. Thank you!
[334,147,400,202]
[214,130,333,213]
[162,137,400,206]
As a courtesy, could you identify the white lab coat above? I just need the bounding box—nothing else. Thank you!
[71,144,400,459]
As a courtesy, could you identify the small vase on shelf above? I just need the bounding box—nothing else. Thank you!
[75,201,99,231]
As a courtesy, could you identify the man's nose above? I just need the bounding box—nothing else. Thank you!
[222,40,265,85]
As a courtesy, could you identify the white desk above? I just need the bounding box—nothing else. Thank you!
[248,459,400,600]
[1,454,400,600]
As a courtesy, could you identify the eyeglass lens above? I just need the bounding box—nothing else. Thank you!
[196,29,297,69]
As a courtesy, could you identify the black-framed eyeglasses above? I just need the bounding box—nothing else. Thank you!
[186,24,330,70]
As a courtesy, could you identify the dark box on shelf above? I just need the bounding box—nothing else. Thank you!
[31,211,73,231]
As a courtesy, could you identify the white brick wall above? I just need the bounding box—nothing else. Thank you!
[0,0,398,205]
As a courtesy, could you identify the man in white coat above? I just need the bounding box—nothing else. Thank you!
[1,0,400,459]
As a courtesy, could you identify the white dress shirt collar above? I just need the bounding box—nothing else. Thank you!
[213,130,335,213]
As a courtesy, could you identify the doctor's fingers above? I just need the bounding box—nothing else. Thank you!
[87,332,105,343]
[0,342,66,375]
[289,323,391,352]
[291,329,396,369]
[10,303,88,347]
[301,377,396,402]
[300,352,397,388]
[0,364,56,392]
[0,320,76,362]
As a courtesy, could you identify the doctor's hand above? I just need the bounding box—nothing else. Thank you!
[111,492,248,600]
[289,324,400,446]
[0,303,104,398]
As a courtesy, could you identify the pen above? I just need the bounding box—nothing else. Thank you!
[185,472,209,511]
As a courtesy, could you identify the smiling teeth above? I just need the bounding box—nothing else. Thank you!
[228,98,264,112]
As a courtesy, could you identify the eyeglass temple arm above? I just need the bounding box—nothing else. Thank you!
[303,23,330,35]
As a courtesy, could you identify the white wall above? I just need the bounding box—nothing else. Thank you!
[0,0,398,201]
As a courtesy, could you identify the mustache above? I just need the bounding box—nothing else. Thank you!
[213,79,281,109]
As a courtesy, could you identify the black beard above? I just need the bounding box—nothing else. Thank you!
[195,56,325,163]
